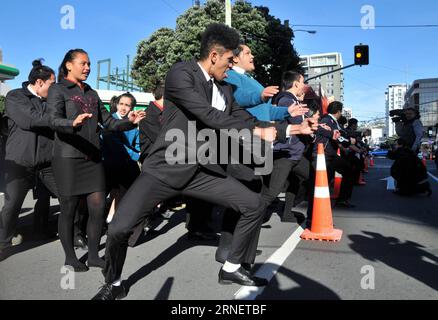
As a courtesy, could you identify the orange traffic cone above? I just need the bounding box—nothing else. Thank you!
[301,143,343,242]
[331,149,342,200]
[363,156,369,173]
[369,156,375,167]
[358,171,366,185]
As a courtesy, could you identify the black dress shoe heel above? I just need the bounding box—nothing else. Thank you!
[92,283,127,300]
[218,267,268,287]
[65,260,89,272]
[88,258,105,269]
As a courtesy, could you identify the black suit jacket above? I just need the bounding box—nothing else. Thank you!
[5,82,54,167]
[47,78,135,160]
[142,60,287,188]
[314,114,340,158]
[139,101,163,163]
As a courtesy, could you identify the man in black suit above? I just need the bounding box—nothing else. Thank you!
[93,23,314,300]
[312,101,355,208]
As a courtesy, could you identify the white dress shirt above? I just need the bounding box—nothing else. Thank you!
[197,63,227,112]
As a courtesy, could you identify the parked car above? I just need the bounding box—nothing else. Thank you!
[370,148,389,157]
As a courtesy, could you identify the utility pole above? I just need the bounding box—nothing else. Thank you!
[225,0,232,27]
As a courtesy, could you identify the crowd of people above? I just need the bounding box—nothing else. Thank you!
[0,23,422,300]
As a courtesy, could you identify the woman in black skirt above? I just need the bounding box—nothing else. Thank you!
[47,49,145,271]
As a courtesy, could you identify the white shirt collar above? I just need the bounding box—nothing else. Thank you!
[232,66,246,75]
[27,84,42,99]
[197,63,213,82]
[328,114,341,129]
[197,63,226,112]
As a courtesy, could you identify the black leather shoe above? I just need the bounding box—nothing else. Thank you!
[241,263,252,275]
[74,236,88,250]
[218,267,268,286]
[335,200,356,208]
[187,231,218,241]
[91,283,127,300]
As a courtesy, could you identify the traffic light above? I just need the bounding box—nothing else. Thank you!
[354,45,369,66]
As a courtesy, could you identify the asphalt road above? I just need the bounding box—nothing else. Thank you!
[0,158,437,300]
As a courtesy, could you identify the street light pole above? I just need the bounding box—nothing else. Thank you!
[225,0,232,27]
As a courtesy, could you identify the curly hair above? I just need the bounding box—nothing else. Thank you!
[199,23,240,60]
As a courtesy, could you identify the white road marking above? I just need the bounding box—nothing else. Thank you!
[380,177,395,190]
[234,225,305,300]
[427,172,438,183]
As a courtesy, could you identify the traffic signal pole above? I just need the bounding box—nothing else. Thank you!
[305,64,355,83]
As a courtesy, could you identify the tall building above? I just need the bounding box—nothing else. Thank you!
[300,52,344,102]
[343,107,353,121]
[404,78,438,133]
[385,84,407,137]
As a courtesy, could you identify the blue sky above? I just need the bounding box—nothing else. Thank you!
[1,0,437,120]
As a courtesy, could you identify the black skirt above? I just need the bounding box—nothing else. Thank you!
[52,157,106,196]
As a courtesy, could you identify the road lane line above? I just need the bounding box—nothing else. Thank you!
[428,172,438,183]
[234,224,305,300]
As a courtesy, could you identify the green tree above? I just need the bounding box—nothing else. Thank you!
[0,96,5,114]
[132,0,301,92]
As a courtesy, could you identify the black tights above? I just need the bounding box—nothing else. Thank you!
[58,192,105,268]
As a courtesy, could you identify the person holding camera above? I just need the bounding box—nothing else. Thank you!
[393,108,423,153]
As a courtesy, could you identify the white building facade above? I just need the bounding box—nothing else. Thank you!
[385,84,407,137]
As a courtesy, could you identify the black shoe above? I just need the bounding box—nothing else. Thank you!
[187,231,218,241]
[335,200,356,208]
[65,260,89,272]
[241,263,252,275]
[218,267,268,286]
[33,231,58,241]
[91,283,127,300]
[88,258,105,269]
[73,236,88,250]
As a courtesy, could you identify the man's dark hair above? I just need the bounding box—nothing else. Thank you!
[327,101,343,115]
[153,84,165,101]
[281,71,304,91]
[348,118,358,127]
[28,59,55,84]
[338,115,348,127]
[199,23,240,60]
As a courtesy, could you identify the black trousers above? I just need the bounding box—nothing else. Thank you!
[261,157,310,212]
[0,161,58,246]
[216,177,263,265]
[185,198,213,233]
[307,154,354,218]
[103,169,265,284]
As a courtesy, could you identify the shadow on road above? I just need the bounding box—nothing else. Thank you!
[349,231,438,291]
[0,204,60,262]
[255,264,341,300]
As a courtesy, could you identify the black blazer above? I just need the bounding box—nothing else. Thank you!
[314,114,340,158]
[139,101,163,164]
[142,60,287,188]
[4,82,54,167]
[47,78,135,160]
